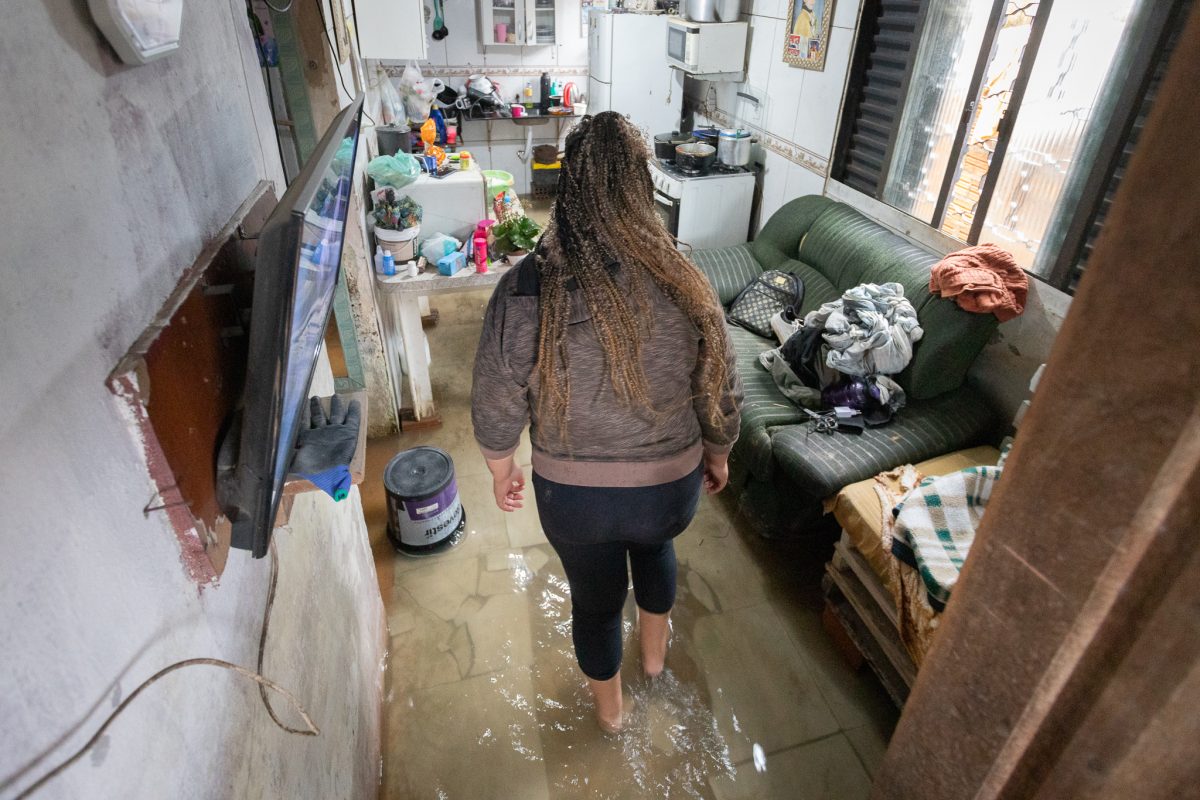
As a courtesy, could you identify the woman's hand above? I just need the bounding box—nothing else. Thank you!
[702,453,729,494]
[487,456,526,512]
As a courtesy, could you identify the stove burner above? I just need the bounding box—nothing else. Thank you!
[653,158,753,180]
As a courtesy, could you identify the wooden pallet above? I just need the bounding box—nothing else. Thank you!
[822,534,917,707]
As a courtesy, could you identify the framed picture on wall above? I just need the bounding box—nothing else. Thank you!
[783,0,835,71]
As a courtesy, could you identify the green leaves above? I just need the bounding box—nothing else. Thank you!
[492,215,542,254]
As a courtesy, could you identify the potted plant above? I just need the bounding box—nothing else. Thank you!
[491,215,541,263]
[373,189,423,260]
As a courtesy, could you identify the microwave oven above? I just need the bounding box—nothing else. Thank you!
[666,19,748,75]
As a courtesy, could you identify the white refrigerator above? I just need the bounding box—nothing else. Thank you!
[588,12,684,142]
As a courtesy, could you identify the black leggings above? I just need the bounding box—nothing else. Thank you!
[533,466,703,681]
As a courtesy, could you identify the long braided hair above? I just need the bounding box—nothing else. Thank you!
[535,111,731,435]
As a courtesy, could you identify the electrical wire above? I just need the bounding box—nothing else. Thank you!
[256,541,313,733]
[314,0,376,125]
[12,540,317,799]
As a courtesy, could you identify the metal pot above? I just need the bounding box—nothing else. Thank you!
[685,0,717,21]
[685,0,739,22]
[718,128,752,167]
[654,131,694,161]
[675,142,717,173]
[690,127,721,149]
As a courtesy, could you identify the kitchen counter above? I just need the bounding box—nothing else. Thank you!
[461,108,582,123]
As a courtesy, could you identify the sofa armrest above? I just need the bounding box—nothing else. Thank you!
[750,195,837,266]
[689,244,767,305]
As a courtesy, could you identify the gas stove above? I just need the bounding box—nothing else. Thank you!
[653,159,754,180]
[649,158,755,250]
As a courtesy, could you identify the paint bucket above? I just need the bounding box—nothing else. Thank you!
[384,447,466,556]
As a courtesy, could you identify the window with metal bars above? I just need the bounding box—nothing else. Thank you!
[831,0,1188,294]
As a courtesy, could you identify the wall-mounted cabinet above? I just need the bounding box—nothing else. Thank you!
[478,0,557,47]
[354,0,428,60]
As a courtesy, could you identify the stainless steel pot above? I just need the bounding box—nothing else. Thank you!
[684,0,718,22]
[718,128,752,167]
[685,0,740,22]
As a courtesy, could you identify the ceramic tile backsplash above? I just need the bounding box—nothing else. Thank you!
[690,0,863,231]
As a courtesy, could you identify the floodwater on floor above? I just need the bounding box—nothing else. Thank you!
[361,289,897,799]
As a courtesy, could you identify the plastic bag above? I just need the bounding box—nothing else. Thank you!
[493,190,525,223]
[376,63,405,126]
[398,60,433,125]
[420,233,461,262]
[366,153,420,189]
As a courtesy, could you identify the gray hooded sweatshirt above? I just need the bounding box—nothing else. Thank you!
[471,263,743,487]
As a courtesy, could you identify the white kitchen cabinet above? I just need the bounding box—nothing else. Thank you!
[354,0,427,60]
[478,0,557,47]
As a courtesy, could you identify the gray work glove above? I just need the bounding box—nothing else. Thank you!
[290,395,362,501]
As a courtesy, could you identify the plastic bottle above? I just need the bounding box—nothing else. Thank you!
[523,81,534,109]
[374,245,383,273]
[473,234,489,274]
[382,249,396,276]
[407,260,419,278]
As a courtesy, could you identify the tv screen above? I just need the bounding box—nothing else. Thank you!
[229,95,363,557]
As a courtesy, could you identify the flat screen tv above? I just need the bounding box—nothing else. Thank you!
[226,95,363,558]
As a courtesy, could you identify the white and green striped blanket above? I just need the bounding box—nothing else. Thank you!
[890,466,1001,610]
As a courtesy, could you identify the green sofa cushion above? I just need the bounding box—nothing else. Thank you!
[797,204,998,400]
[770,384,999,499]
[727,325,805,478]
[689,244,764,305]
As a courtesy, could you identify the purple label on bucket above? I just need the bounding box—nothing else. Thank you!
[403,479,459,521]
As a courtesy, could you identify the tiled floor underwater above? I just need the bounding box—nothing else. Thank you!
[361,288,898,799]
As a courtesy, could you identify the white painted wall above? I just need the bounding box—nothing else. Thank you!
[379,0,589,195]
[0,3,383,798]
[688,0,863,230]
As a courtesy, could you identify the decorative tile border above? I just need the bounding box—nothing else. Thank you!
[706,106,829,178]
[383,63,588,78]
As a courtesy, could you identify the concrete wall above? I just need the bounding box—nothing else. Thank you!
[0,2,383,798]
[380,0,589,195]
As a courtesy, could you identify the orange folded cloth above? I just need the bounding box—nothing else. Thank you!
[929,244,1028,322]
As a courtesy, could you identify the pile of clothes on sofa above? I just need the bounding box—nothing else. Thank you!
[760,282,924,431]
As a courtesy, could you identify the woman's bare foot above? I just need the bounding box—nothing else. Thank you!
[589,674,626,733]
[638,607,671,678]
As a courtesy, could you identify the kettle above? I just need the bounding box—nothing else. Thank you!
[562,82,579,109]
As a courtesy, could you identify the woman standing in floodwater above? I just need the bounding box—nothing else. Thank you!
[471,111,743,732]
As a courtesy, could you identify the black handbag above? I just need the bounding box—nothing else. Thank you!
[727,270,804,338]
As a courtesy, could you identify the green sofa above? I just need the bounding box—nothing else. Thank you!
[691,195,1002,537]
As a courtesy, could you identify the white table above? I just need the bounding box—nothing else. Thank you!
[375,264,516,422]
